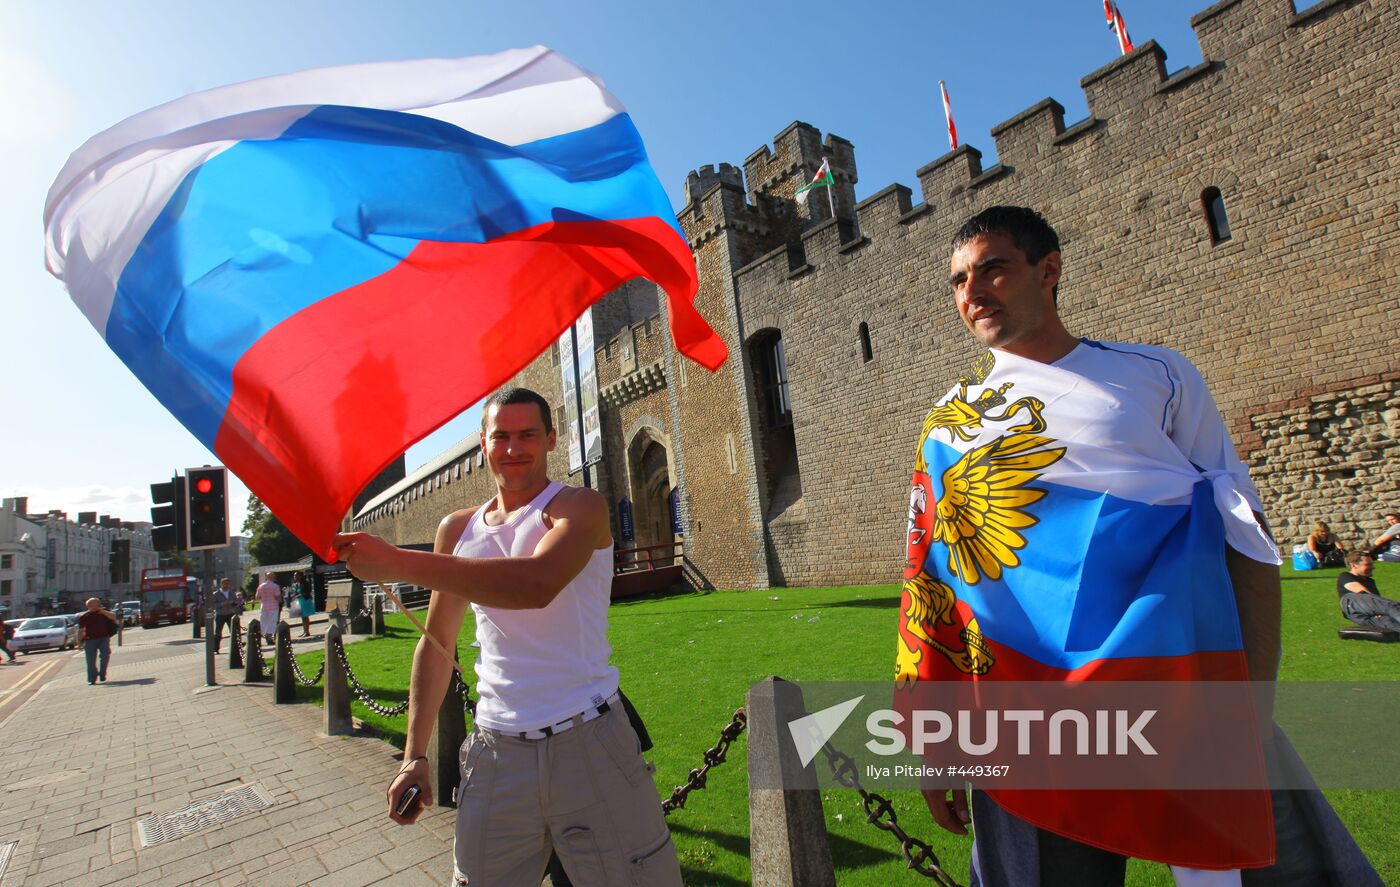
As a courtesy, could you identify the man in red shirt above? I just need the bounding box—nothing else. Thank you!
[76,598,120,685]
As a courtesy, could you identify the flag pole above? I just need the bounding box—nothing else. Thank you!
[827,170,836,219]
[374,583,466,679]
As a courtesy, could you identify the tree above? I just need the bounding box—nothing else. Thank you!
[242,494,310,591]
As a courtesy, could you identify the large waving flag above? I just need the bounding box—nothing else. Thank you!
[898,343,1279,869]
[44,48,726,558]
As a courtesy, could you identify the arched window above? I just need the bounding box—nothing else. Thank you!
[1202,187,1231,245]
[858,322,873,363]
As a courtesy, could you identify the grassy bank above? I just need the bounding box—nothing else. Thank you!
[292,562,1399,885]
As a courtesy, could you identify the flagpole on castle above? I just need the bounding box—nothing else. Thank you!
[827,171,835,219]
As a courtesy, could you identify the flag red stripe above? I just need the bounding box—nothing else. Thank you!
[215,216,719,558]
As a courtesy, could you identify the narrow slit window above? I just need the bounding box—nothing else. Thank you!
[1202,187,1231,245]
[858,322,873,363]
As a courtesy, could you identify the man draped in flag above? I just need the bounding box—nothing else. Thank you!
[1105,0,1135,55]
[900,207,1379,886]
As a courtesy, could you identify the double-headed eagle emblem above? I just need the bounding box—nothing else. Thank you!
[899,353,1065,679]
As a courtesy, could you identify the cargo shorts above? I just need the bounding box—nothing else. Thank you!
[451,703,681,886]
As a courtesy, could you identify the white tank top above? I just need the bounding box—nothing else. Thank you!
[453,481,618,731]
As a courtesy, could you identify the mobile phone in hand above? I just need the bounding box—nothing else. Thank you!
[395,784,422,817]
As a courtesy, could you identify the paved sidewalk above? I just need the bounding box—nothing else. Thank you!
[0,618,457,886]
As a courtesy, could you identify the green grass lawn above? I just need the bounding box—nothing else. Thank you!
[293,562,1399,886]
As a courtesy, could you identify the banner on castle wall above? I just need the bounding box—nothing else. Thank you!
[559,310,603,475]
[669,488,683,536]
[618,497,634,543]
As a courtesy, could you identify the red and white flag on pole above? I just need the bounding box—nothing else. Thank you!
[1104,0,1135,55]
[939,80,958,151]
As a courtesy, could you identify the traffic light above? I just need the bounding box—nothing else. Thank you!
[109,538,131,584]
[150,476,187,552]
[185,466,229,551]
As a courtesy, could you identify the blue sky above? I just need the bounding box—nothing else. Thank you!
[0,0,1242,530]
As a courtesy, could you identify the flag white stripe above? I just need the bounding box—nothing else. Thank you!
[44,47,628,335]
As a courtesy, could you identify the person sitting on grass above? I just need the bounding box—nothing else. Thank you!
[1308,520,1346,568]
[1337,550,1400,633]
[1370,512,1400,563]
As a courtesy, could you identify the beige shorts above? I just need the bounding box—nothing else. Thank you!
[452,703,681,886]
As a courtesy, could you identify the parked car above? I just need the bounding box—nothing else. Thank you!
[10,616,80,653]
[120,601,142,626]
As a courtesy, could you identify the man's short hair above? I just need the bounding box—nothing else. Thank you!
[952,206,1062,302]
[1346,549,1373,568]
[481,387,553,435]
[1386,512,1399,521]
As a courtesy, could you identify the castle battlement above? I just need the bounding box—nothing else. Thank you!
[689,0,1371,279]
[989,98,1067,170]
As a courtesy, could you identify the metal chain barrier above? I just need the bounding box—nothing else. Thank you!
[819,743,962,886]
[661,707,747,814]
[452,670,476,717]
[332,634,409,716]
[250,629,273,675]
[231,617,245,660]
[280,631,325,686]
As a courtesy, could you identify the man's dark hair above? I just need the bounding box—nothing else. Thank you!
[481,387,553,435]
[1386,512,1399,521]
[951,206,1062,302]
[1346,549,1372,568]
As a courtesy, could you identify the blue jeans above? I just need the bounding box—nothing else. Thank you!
[84,637,111,683]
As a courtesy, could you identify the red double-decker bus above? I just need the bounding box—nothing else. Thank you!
[138,567,192,628]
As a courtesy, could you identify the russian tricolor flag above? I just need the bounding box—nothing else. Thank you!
[44,47,725,557]
[899,342,1280,869]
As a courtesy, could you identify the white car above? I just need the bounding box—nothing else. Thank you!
[10,616,80,653]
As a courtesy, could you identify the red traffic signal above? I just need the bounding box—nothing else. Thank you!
[185,466,229,551]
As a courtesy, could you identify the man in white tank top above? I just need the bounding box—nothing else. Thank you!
[334,388,681,886]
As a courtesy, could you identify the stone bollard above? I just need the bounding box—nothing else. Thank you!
[427,662,468,808]
[323,624,353,736]
[204,612,217,687]
[228,616,243,670]
[274,621,296,703]
[332,606,348,635]
[371,593,385,636]
[244,619,266,682]
[746,676,836,887]
[349,580,372,635]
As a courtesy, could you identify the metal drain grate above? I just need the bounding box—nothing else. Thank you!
[0,841,16,880]
[137,783,274,848]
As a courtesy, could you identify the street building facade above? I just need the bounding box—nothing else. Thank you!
[0,497,158,616]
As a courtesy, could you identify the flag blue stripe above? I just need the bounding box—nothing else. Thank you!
[925,448,1242,671]
[104,108,675,447]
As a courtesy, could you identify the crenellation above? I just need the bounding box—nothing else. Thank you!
[916,145,983,205]
[1191,0,1290,62]
[990,98,1066,169]
[683,162,744,210]
[1080,41,1169,123]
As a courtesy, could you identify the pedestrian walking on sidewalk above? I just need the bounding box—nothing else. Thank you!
[210,578,239,653]
[255,571,281,644]
[291,571,314,638]
[76,598,119,684]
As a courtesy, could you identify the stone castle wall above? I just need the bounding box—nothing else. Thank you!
[355,0,1398,586]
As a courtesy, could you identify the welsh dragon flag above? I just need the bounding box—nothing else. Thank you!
[794,158,833,207]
